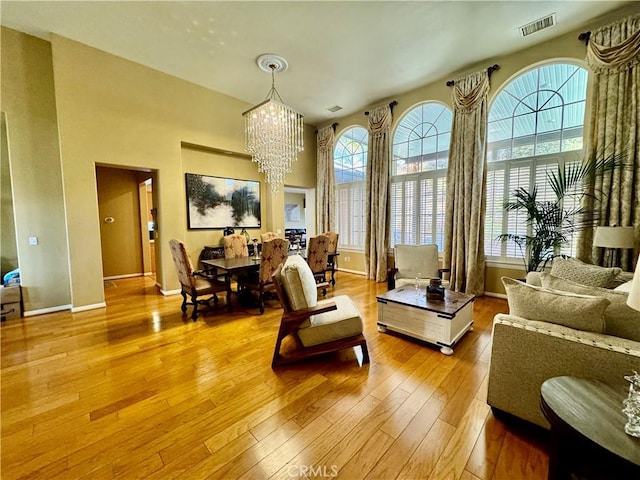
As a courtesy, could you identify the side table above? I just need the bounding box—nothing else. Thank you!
[540,376,640,480]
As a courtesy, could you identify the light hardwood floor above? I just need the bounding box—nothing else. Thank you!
[1,273,549,480]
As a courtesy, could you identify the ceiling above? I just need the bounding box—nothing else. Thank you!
[0,1,631,126]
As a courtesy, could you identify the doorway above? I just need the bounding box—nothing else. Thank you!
[284,186,316,237]
[96,166,158,289]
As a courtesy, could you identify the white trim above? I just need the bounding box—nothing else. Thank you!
[103,273,144,280]
[71,302,106,313]
[24,304,72,316]
[483,291,508,299]
[160,288,181,296]
[337,268,366,276]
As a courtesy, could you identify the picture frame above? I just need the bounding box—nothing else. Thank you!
[185,173,261,229]
[285,204,301,222]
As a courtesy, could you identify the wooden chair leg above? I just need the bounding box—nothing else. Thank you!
[360,340,370,364]
[190,295,199,321]
[180,290,188,313]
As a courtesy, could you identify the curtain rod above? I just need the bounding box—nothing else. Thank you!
[364,100,397,116]
[446,64,500,87]
[314,122,338,134]
[578,31,591,45]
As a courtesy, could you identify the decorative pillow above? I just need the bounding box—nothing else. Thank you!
[549,257,621,289]
[540,273,640,342]
[279,254,318,310]
[501,277,609,333]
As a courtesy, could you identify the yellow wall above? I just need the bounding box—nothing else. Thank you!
[0,28,71,312]
[2,29,316,311]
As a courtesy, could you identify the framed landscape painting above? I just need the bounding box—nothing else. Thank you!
[185,173,261,229]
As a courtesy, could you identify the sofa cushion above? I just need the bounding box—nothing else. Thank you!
[279,254,318,310]
[540,273,640,342]
[298,295,363,347]
[501,277,609,334]
[549,257,621,289]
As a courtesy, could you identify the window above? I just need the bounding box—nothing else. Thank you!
[484,63,588,261]
[390,102,452,249]
[334,126,368,249]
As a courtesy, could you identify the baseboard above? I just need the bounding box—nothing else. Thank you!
[484,291,507,299]
[24,304,72,317]
[160,288,181,296]
[336,268,366,276]
[71,302,107,313]
[103,273,144,280]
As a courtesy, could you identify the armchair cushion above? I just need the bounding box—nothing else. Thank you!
[298,295,363,347]
[540,273,640,342]
[549,257,621,289]
[278,254,318,310]
[502,277,609,334]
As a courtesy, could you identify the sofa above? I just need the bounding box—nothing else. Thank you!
[487,257,640,429]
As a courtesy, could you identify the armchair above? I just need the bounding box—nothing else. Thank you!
[239,237,289,314]
[169,239,227,320]
[388,244,450,290]
[271,255,369,367]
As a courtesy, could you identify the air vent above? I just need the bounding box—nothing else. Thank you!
[327,105,343,113]
[520,13,556,37]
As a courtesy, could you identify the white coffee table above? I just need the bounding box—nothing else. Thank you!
[376,286,475,355]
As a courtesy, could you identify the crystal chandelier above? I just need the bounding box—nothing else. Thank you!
[243,54,303,194]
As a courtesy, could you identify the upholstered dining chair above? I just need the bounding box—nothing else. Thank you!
[223,233,249,259]
[260,231,279,242]
[271,255,369,367]
[388,244,450,290]
[169,239,227,320]
[323,231,339,286]
[306,234,330,294]
[239,237,290,313]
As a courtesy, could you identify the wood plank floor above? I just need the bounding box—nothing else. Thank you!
[1,272,549,479]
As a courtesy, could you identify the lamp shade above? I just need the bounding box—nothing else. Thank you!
[593,226,635,248]
[628,256,640,312]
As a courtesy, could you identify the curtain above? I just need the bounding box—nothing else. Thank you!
[577,14,640,271]
[316,125,335,233]
[365,104,392,282]
[443,70,490,295]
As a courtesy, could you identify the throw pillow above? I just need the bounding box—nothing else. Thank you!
[549,257,621,288]
[279,254,318,311]
[501,277,609,333]
[540,273,640,342]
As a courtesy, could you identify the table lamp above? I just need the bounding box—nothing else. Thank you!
[593,226,634,268]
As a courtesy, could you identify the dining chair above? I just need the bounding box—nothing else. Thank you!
[223,233,249,259]
[323,231,339,285]
[306,234,330,295]
[239,237,290,313]
[260,231,279,242]
[168,239,227,320]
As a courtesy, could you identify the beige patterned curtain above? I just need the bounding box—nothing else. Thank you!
[443,70,489,295]
[577,14,640,271]
[316,125,335,232]
[365,104,392,282]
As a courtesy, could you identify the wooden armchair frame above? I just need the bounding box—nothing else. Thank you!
[271,263,369,368]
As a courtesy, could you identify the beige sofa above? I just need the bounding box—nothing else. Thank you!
[487,258,640,428]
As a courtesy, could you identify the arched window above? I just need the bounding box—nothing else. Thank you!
[334,126,368,248]
[390,102,452,248]
[484,63,588,261]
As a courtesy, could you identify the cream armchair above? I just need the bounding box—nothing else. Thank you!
[271,255,369,367]
[388,244,450,290]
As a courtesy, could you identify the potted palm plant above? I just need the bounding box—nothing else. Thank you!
[498,153,624,273]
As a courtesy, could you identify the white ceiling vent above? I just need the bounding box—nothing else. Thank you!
[327,105,343,113]
[520,13,556,37]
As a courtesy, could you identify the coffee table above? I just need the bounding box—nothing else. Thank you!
[541,376,640,480]
[376,287,474,355]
